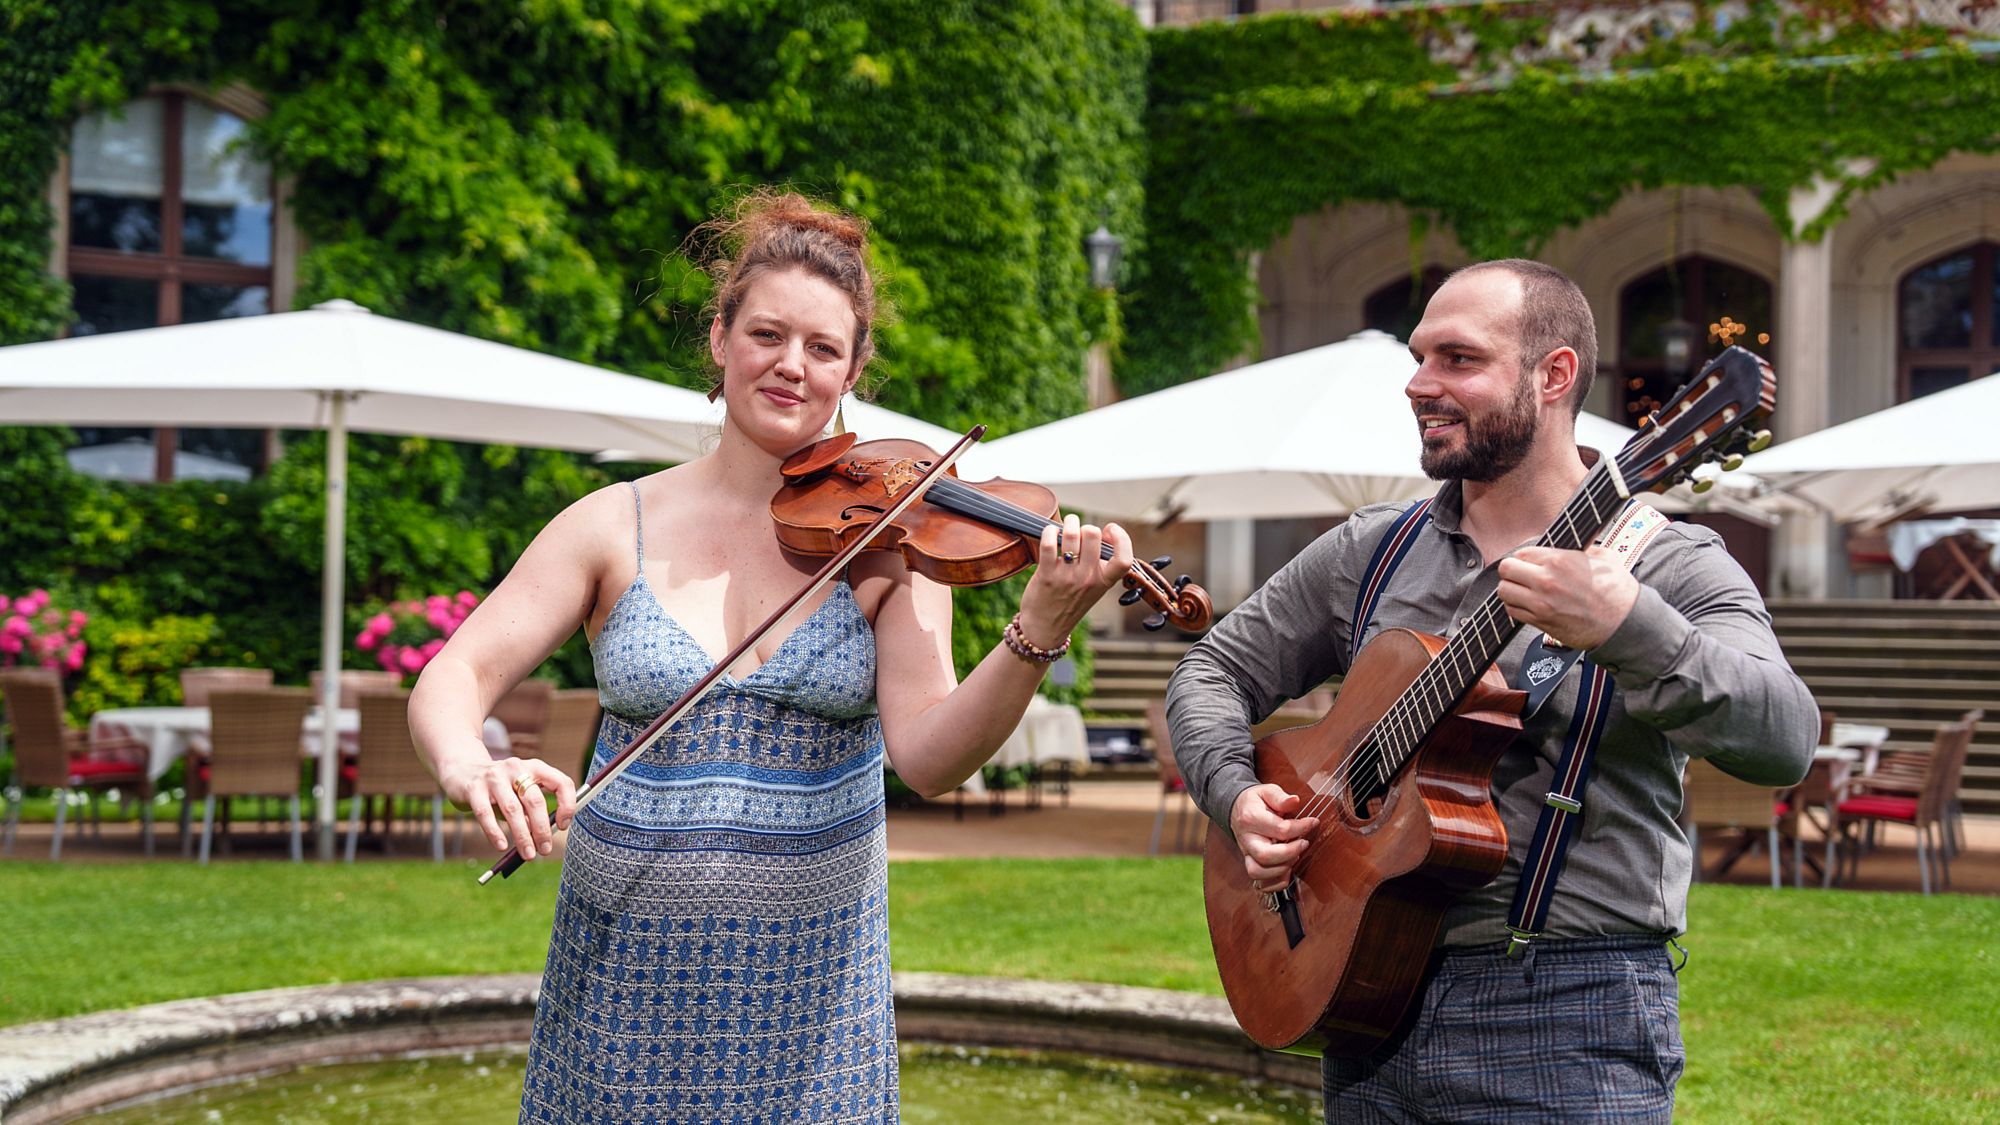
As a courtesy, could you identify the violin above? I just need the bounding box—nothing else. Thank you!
[482,426,1210,888]
[772,433,1214,632]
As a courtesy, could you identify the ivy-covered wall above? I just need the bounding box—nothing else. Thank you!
[1122,2,2000,394]
[0,0,1145,709]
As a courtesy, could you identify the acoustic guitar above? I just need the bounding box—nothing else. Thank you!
[1201,345,1777,1055]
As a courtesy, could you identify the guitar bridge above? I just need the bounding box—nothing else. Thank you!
[1263,887,1306,949]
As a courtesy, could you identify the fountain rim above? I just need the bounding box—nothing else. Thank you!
[0,972,1318,1122]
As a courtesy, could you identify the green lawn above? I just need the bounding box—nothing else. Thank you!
[2,857,1994,1122]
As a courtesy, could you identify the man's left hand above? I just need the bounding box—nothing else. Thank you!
[1494,545,1639,651]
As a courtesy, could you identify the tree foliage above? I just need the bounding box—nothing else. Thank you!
[1124,2,2000,393]
[0,0,1143,702]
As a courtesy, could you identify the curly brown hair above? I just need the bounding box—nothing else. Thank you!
[693,189,884,399]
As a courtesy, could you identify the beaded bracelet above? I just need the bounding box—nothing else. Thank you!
[1003,613,1071,666]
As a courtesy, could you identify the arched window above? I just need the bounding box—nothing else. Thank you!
[1362,266,1448,342]
[1617,256,1772,426]
[1898,243,2000,401]
[66,92,274,481]
[1619,256,1773,592]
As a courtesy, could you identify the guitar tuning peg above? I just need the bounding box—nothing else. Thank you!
[1118,588,1144,606]
[1691,478,1714,494]
[1142,612,1168,631]
[1747,429,1773,453]
[1722,453,1745,472]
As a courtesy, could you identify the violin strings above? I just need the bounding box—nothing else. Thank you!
[922,477,1117,561]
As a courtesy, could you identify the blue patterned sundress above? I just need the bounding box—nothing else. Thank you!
[520,482,896,1123]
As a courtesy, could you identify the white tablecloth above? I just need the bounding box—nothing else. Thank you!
[1828,721,1890,776]
[951,696,1090,797]
[91,706,508,782]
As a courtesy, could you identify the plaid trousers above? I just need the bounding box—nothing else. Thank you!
[1320,936,1683,1123]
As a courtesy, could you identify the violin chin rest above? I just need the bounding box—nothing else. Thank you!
[781,432,860,479]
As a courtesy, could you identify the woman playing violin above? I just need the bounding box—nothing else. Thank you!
[410,190,1133,1122]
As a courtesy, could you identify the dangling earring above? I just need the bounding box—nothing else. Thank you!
[706,383,723,404]
[833,394,848,436]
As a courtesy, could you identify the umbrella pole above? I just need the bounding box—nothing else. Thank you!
[315,393,350,860]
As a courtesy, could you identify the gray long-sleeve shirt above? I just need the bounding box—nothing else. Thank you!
[1167,477,1817,947]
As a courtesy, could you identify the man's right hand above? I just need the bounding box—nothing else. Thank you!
[1229,783,1320,891]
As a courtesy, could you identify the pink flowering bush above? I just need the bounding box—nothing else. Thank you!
[0,590,87,676]
[354,591,480,680]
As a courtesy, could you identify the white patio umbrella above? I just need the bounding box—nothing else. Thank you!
[0,298,719,858]
[1737,374,2000,523]
[985,330,1731,522]
[596,394,999,478]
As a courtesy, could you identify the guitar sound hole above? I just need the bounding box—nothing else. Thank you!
[1341,751,1388,822]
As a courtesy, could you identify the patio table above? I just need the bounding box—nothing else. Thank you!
[89,706,509,783]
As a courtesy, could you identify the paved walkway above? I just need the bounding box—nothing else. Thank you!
[8,779,1998,896]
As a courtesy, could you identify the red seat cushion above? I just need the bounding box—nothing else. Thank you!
[1837,794,1919,822]
[1774,800,1791,817]
[66,758,143,783]
[339,764,359,784]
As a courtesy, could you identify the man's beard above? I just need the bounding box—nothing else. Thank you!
[1417,374,1539,483]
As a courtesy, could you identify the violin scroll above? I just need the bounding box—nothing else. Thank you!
[1118,554,1213,633]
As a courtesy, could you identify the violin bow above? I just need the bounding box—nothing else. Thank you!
[479,424,988,884]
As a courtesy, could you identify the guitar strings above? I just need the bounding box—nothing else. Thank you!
[1286,459,1631,839]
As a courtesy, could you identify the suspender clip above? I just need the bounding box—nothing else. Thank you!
[1543,792,1583,814]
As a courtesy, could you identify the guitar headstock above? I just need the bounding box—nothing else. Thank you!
[1619,345,1777,495]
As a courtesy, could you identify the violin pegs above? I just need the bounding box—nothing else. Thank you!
[1151,555,1172,570]
[1175,574,1192,591]
[1142,612,1168,631]
[1118,588,1145,607]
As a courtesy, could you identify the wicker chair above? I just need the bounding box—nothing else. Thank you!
[179,666,274,707]
[308,670,403,709]
[1827,715,1975,894]
[1683,759,1784,889]
[196,688,313,863]
[536,689,603,780]
[1,667,151,858]
[342,690,446,862]
[490,679,556,753]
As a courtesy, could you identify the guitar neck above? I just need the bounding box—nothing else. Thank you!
[1355,461,1632,795]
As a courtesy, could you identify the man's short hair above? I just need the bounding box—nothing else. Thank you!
[1450,259,1597,417]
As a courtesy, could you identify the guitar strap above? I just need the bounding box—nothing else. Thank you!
[1349,498,1434,664]
[1347,496,1668,971]
[1503,499,1667,969]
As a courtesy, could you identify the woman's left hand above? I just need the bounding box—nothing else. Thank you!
[1015,514,1134,649]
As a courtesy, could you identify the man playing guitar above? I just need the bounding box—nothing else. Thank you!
[1168,260,1816,1121]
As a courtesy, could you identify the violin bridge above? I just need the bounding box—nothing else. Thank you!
[880,460,925,497]
[842,457,927,498]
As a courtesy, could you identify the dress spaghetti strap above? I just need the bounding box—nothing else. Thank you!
[626,480,645,570]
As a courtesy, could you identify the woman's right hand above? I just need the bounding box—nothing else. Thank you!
[440,754,578,861]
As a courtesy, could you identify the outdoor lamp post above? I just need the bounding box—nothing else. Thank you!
[1086,225,1124,291]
